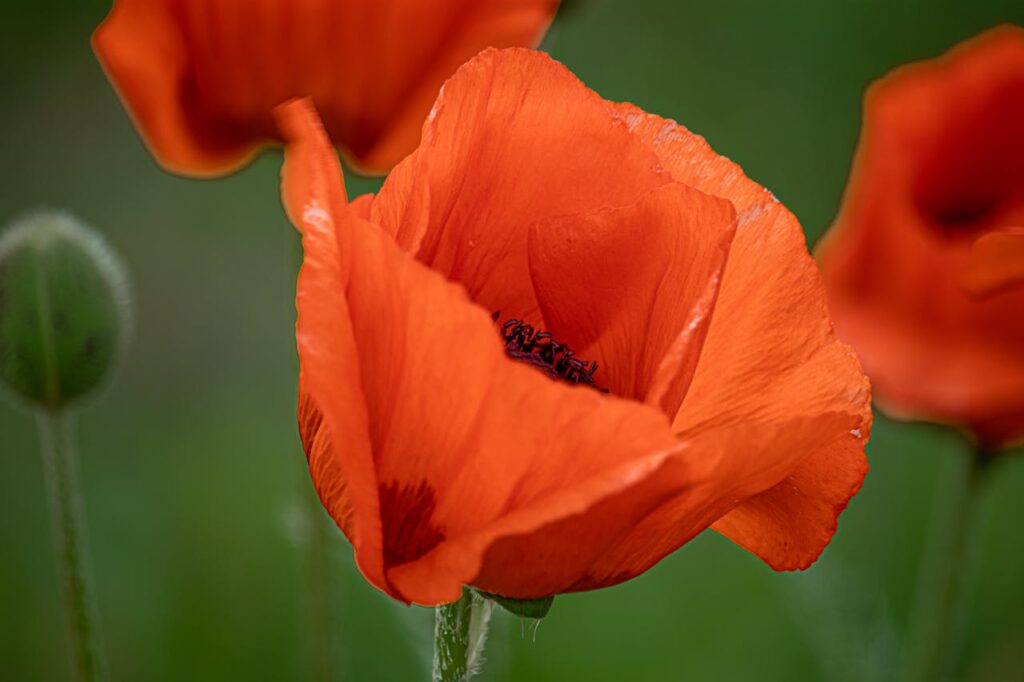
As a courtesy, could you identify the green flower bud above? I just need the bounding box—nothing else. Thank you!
[0,210,130,409]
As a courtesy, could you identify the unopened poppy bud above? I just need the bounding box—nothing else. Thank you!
[0,210,130,409]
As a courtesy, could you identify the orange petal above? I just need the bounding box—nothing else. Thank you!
[278,99,697,605]
[369,48,668,324]
[711,430,869,570]
[961,228,1024,297]
[348,1,561,173]
[298,388,355,541]
[527,182,737,406]
[816,25,1024,447]
[94,0,559,177]
[564,413,862,589]
[277,99,386,590]
[92,0,243,176]
[610,102,872,570]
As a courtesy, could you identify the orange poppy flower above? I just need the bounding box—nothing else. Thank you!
[281,49,871,605]
[91,0,558,177]
[817,26,1024,449]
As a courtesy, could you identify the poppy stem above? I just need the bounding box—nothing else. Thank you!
[899,446,989,682]
[36,409,106,682]
[301,486,335,682]
[432,588,492,682]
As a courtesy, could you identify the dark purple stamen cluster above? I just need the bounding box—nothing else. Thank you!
[493,312,606,390]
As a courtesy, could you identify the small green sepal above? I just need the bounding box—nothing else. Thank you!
[476,590,554,619]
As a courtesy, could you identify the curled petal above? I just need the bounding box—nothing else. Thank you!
[278,100,386,589]
[565,413,862,589]
[711,430,869,570]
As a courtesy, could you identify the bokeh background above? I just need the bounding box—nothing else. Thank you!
[3,1,1024,680]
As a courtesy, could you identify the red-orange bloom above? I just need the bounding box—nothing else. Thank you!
[817,26,1024,449]
[281,49,871,605]
[92,0,558,177]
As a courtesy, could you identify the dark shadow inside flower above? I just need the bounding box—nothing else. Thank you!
[914,78,1024,238]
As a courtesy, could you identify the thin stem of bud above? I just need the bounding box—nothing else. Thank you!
[36,409,106,682]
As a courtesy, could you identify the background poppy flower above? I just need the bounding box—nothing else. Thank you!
[278,48,871,606]
[817,26,1024,449]
[92,0,559,177]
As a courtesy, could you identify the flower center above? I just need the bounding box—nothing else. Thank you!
[493,312,606,391]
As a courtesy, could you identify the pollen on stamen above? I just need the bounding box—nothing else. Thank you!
[492,311,607,392]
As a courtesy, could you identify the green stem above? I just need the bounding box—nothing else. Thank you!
[36,410,105,682]
[899,447,988,682]
[432,588,491,682]
[301,485,334,682]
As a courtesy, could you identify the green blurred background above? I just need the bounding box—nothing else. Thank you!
[3,1,1024,680]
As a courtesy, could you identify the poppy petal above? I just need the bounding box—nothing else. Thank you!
[526,182,737,405]
[564,412,861,589]
[611,103,872,569]
[348,0,562,173]
[710,430,869,570]
[278,99,694,605]
[93,0,240,176]
[961,228,1024,296]
[369,48,668,324]
[277,99,386,590]
[94,0,559,176]
[298,389,355,540]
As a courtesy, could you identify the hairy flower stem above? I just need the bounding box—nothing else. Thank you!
[433,588,492,682]
[900,447,989,682]
[36,410,105,682]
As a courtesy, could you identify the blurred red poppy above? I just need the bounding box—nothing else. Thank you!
[817,26,1024,449]
[92,0,558,177]
[280,49,871,605]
